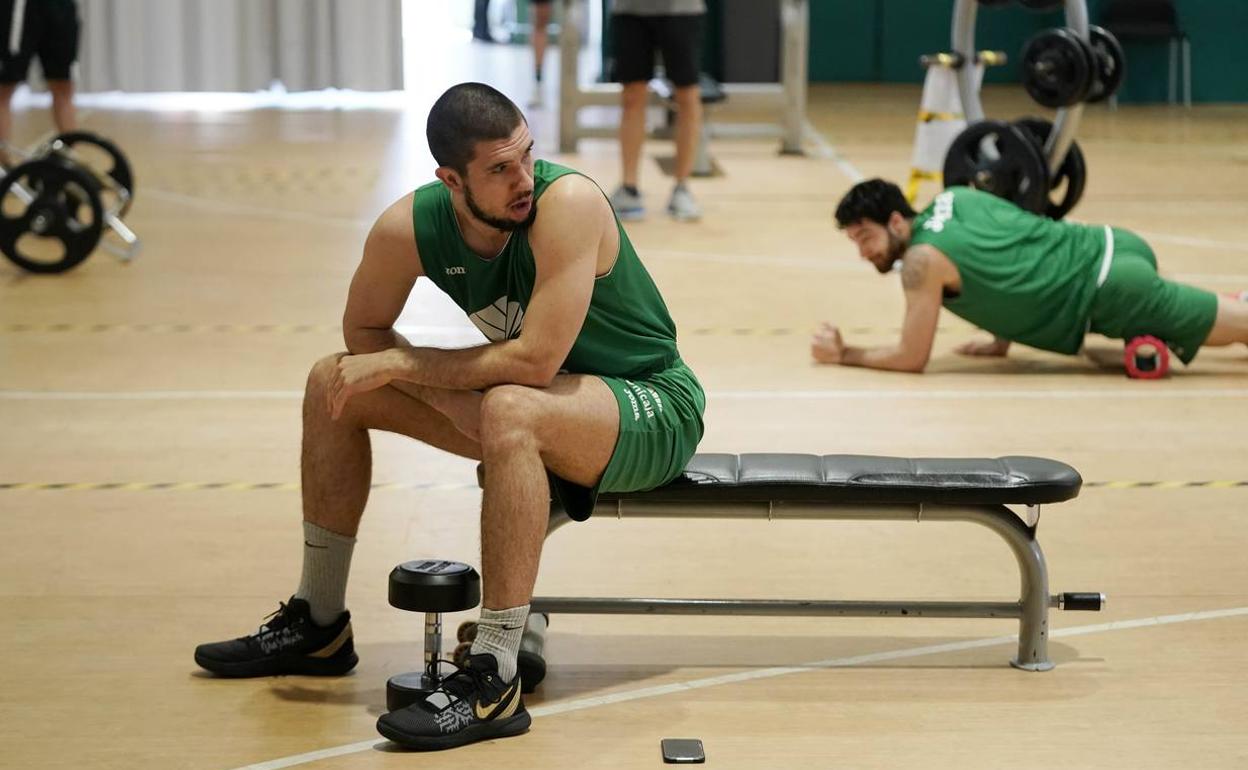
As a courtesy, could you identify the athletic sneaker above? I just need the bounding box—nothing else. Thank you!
[667,184,702,221]
[193,597,358,678]
[609,185,645,221]
[376,653,530,751]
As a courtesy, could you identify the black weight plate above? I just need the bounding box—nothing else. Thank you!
[1086,25,1126,103]
[51,131,134,217]
[0,156,104,273]
[1021,27,1095,108]
[1013,117,1087,220]
[943,119,1049,215]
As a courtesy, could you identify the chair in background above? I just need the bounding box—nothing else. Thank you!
[1100,0,1190,107]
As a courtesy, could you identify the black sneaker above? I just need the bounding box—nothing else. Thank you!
[194,597,358,678]
[376,653,530,750]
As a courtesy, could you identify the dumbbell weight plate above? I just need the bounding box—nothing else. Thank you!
[387,559,481,613]
[0,156,104,274]
[1021,27,1095,108]
[50,131,135,217]
[1085,25,1126,103]
[943,119,1050,215]
[1012,117,1087,220]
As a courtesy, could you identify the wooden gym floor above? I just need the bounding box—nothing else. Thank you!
[2,41,1247,770]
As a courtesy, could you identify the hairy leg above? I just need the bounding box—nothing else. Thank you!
[301,353,482,536]
[477,375,619,608]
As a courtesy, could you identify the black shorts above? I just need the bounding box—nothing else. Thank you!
[611,14,704,87]
[0,0,79,83]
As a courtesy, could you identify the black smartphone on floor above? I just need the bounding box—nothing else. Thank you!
[661,738,706,764]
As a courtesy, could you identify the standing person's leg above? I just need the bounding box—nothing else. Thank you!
[609,14,654,220]
[35,0,77,132]
[473,0,494,42]
[0,0,30,165]
[658,14,705,221]
[0,82,18,164]
[619,81,648,188]
[47,79,73,131]
[671,84,703,183]
[528,0,553,107]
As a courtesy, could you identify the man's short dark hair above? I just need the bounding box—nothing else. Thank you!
[427,82,525,174]
[834,179,916,229]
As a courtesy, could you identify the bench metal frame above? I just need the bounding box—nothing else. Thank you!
[532,499,1072,671]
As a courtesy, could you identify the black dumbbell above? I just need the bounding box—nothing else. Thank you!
[386,559,481,711]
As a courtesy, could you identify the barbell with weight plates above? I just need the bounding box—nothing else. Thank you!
[1021,27,1095,108]
[49,131,135,217]
[942,119,1049,215]
[1085,25,1126,104]
[1012,117,1087,220]
[0,154,104,274]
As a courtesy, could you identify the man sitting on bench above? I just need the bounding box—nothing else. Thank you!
[812,178,1248,372]
[192,82,705,751]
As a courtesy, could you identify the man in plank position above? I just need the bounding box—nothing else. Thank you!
[194,83,705,751]
[812,178,1248,372]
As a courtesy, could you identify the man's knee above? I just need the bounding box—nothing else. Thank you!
[621,83,649,110]
[479,385,541,451]
[305,352,348,397]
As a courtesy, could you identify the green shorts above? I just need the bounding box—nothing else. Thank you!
[1088,228,1218,365]
[549,360,705,521]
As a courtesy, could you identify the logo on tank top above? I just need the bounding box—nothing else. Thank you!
[923,190,955,233]
[445,266,466,275]
[469,296,525,341]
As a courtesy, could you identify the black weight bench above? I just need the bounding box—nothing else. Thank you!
[525,453,1102,680]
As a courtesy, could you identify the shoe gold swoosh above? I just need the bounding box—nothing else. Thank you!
[474,678,522,721]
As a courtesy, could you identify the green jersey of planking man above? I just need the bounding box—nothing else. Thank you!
[813,179,1248,372]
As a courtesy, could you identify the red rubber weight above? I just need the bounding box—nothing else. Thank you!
[1124,335,1170,380]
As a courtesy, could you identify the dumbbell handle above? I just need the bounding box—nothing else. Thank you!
[424,612,443,679]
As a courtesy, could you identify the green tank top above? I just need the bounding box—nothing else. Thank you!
[910,187,1108,355]
[411,160,681,378]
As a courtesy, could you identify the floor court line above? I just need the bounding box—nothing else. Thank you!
[803,120,866,183]
[225,604,1248,770]
[3,388,1248,402]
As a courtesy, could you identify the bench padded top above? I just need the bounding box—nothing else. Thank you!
[597,454,1082,507]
